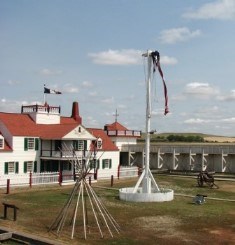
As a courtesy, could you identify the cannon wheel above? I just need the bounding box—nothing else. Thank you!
[197,174,203,187]
[206,176,215,188]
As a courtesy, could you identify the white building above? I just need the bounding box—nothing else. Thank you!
[0,102,120,182]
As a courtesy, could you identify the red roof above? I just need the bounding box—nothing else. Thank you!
[104,121,128,131]
[0,112,119,151]
[0,131,12,152]
[0,112,80,139]
[87,128,119,151]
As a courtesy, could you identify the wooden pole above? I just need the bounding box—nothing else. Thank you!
[6,179,10,194]
[111,175,114,187]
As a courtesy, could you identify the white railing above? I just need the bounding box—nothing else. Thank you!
[0,167,139,189]
[0,172,60,188]
[32,172,59,185]
[0,174,29,187]
[119,166,139,178]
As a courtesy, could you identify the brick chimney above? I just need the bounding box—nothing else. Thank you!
[71,101,82,124]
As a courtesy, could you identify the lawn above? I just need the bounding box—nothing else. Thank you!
[0,175,235,244]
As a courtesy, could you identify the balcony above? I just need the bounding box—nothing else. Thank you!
[40,149,90,159]
[106,130,141,137]
[21,104,61,114]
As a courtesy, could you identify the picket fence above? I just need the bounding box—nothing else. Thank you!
[0,166,139,189]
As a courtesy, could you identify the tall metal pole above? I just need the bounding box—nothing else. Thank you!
[143,50,152,193]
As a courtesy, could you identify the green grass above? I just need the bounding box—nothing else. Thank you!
[0,176,235,244]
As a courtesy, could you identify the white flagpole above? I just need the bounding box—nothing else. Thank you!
[43,84,46,105]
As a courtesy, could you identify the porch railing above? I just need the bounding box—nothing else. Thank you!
[0,166,139,189]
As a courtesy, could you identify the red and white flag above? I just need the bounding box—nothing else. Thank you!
[151,51,169,115]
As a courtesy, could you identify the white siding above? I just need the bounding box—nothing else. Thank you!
[0,136,40,175]
[29,112,60,124]
[95,151,120,178]
[111,137,137,149]
[63,125,96,140]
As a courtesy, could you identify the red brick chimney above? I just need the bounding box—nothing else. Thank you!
[71,101,82,124]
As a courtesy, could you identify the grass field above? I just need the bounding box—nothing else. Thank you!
[0,175,235,244]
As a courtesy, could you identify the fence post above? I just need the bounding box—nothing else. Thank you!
[111,175,114,187]
[117,165,120,180]
[94,169,98,180]
[58,171,62,186]
[6,179,10,194]
[29,172,32,188]
[89,176,91,186]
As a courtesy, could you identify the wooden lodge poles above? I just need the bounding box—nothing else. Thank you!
[49,142,120,240]
[49,177,120,239]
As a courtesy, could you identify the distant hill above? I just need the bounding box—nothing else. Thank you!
[139,132,235,143]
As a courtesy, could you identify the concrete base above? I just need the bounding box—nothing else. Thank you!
[119,187,174,202]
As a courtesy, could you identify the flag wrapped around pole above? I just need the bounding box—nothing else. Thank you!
[151,51,169,115]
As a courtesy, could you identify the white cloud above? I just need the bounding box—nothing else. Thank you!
[81,81,93,88]
[184,118,211,124]
[184,82,219,97]
[183,0,235,20]
[221,117,235,123]
[161,56,178,65]
[117,104,127,109]
[101,97,114,104]
[63,84,79,93]
[0,99,41,112]
[88,91,98,97]
[217,89,235,101]
[88,49,178,66]
[39,68,62,76]
[7,80,20,85]
[88,49,142,65]
[85,116,99,127]
[159,27,202,44]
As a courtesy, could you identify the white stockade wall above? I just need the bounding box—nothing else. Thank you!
[96,166,139,179]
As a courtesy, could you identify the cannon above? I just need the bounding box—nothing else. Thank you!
[197,171,218,188]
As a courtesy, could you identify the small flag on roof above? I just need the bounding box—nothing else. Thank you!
[44,86,62,94]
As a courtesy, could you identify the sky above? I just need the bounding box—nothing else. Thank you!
[1,0,235,136]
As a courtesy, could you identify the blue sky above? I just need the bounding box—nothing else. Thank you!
[1,0,235,136]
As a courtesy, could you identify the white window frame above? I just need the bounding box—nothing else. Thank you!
[103,159,110,169]
[8,162,15,174]
[97,138,102,149]
[0,137,4,149]
[28,138,35,150]
[26,161,34,173]
[77,140,84,151]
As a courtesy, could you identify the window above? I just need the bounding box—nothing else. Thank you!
[5,162,19,174]
[63,162,72,171]
[28,138,34,150]
[97,138,102,149]
[24,138,39,151]
[0,138,4,149]
[73,140,78,150]
[72,140,87,151]
[102,159,112,169]
[24,161,37,173]
[78,140,84,150]
[89,159,100,169]
[55,140,62,151]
